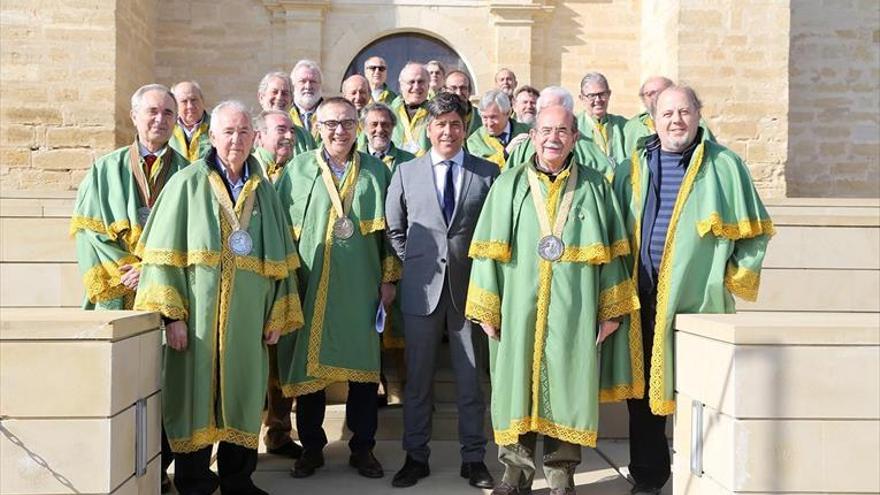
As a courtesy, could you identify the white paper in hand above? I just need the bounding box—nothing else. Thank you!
[375,304,386,334]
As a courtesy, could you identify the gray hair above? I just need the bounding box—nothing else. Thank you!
[536,86,574,112]
[258,71,292,94]
[479,90,511,114]
[131,83,175,112]
[399,61,429,83]
[639,76,673,96]
[360,102,397,127]
[254,109,292,133]
[652,84,703,117]
[291,59,323,83]
[425,60,446,73]
[210,100,252,129]
[579,72,609,93]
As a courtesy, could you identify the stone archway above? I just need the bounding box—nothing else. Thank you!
[341,32,475,94]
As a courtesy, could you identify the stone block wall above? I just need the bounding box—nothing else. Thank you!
[788,0,880,198]
[0,0,119,192]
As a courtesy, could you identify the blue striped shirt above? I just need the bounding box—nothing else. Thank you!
[638,132,700,292]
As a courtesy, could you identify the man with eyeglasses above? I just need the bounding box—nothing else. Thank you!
[425,60,446,99]
[289,59,324,143]
[505,86,614,179]
[364,56,397,105]
[390,62,432,156]
[275,97,400,481]
[576,72,629,166]
[612,84,771,495]
[444,70,482,137]
[257,71,316,157]
[465,104,641,495]
[623,76,716,154]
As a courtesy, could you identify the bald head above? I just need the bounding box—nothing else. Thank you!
[171,81,205,127]
[342,74,371,112]
[639,76,674,113]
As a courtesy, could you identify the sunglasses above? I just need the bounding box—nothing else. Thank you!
[366,66,387,72]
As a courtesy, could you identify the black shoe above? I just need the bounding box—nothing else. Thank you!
[267,440,303,459]
[290,449,324,478]
[349,450,384,478]
[391,456,430,487]
[461,461,495,489]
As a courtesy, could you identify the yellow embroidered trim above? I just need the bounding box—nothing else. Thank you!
[82,256,139,304]
[69,215,107,237]
[135,284,188,321]
[264,293,304,336]
[236,256,289,279]
[494,417,598,448]
[624,152,647,403]
[724,263,760,302]
[139,248,221,267]
[649,142,706,416]
[598,278,639,321]
[291,226,302,241]
[168,426,259,453]
[216,209,236,428]
[464,283,501,327]
[697,212,776,240]
[468,240,511,262]
[70,216,142,249]
[382,255,402,283]
[599,383,642,403]
[558,239,631,264]
[359,217,386,236]
[281,379,331,398]
[287,252,301,271]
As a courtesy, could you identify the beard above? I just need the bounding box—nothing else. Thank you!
[295,93,321,110]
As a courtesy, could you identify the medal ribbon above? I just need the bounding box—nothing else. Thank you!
[397,104,427,150]
[129,142,173,208]
[525,161,578,242]
[315,150,360,223]
[585,117,612,157]
[208,170,257,237]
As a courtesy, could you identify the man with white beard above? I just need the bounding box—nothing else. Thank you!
[289,59,324,143]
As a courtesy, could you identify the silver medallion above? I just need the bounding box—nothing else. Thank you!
[228,229,253,256]
[333,217,355,240]
[137,206,151,226]
[537,235,565,261]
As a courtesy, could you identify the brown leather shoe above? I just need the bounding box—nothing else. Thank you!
[349,450,384,478]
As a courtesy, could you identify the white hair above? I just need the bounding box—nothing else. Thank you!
[254,109,292,133]
[479,89,511,114]
[131,84,175,112]
[536,86,574,112]
[210,100,252,129]
[258,71,292,94]
[291,59,323,83]
[579,72,609,93]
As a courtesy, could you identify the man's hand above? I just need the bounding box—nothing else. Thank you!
[119,264,140,290]
[380,282,396,308]
[166,320,188,351]
[505,133,529,154]
[596,320,620,345]
[481,322,500,341]
[264,330,281,345]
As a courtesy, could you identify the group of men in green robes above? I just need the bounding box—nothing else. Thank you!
[72,56,773,494]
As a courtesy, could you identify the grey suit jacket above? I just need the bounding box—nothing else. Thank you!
[385,152,500,316]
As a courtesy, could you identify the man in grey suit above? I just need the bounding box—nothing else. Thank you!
[386,92,499,490]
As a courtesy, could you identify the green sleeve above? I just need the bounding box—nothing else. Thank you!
[724,234,771,302]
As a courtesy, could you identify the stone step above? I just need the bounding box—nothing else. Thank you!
[0,217,75,262]
[764,225,879,269]
[0,262,81,307]
[739,267,879,312]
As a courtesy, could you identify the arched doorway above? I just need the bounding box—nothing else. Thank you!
[342,32,473,94]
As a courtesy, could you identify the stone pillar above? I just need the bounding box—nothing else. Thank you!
[488,1,552,90]
[640,0,791,198]
[263,0,329,73]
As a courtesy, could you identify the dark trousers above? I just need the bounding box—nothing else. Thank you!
[173,442,258,495]
[264,344,295,449]
[296,381,379,453]
[626,291,671,489]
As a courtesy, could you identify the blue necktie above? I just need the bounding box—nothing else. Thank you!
[442,160,455,224]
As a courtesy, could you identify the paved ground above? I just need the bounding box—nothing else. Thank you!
[172,439,673,494]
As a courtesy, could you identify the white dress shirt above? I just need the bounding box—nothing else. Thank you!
[430,148,465,210]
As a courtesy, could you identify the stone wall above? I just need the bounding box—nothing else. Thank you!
[0,0,119,192]
[787,1,880,198]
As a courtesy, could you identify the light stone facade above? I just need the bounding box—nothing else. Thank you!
[1,0,878,197]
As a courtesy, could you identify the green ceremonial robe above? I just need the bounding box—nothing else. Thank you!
[355,140,416,348]
[576,112,629,165]
[276,150,402,397]
[290,104,322,145]
[622,111,716,158]
[465,157,643,448]
[134,155,304,452]
[371,84,398,105]
[465,104,482,138]
[506,137,617,181]
[466,122,531,168]
[612,137,773,416]
[71,143,189,309]
[389,97,430,156]
[252,134,315,183]
[170,113,212,163]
